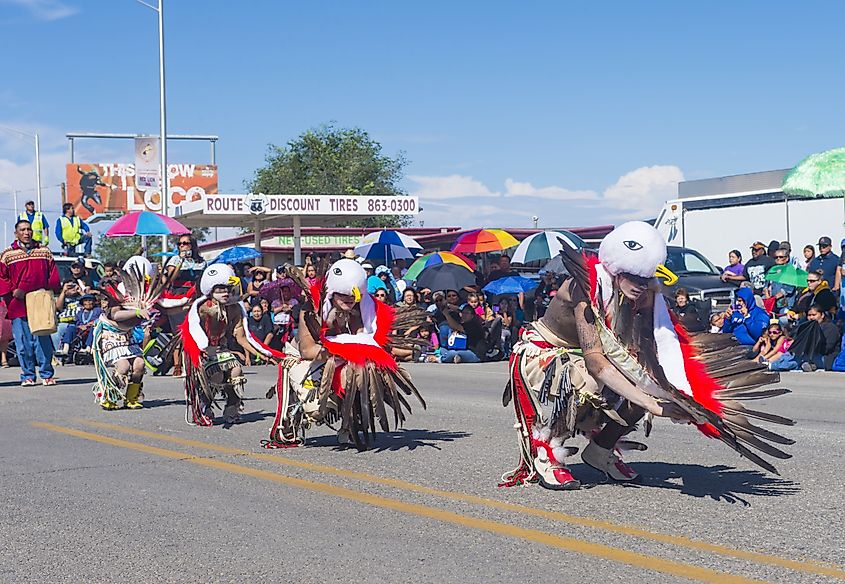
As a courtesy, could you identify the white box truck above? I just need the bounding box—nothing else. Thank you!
[654,169,845,266]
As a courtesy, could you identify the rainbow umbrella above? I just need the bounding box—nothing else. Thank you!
[105,211,190,237]
[404,251,476,282]
[451,229,519,254]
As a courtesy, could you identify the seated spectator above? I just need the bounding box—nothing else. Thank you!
[720,249,745,283]
[466,292,485,317]
[770,305,842,371]
[721,287,769,346]
[73,294,101,351]
[758,324,793,365]
[778,241,801,270]
[417,323,440,362]
[751,321,782,360]
[400,287,419,308]
[100,261,122,288]
[764,250,796,315]
[787,270,836,323]
[709,312,725,333]
[54,280,82,355]
[534,271,559,319]
[433,289,461,341]
[247,303,274,360]
[438,302,486,363]
[373,289,389,303]
[69,258,95,293]
[244,266,270,301]
[672,288,706,332]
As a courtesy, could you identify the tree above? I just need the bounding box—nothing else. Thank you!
[247,124,411,229]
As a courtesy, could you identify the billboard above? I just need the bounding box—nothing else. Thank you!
[65,163,218,220]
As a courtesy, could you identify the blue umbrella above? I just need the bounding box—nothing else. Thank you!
[152,248,179,257]
[354,230,422,262]
[483,275,538,295]
[212,246,262,265]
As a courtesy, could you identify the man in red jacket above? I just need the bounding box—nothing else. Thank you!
[0,220,61,386]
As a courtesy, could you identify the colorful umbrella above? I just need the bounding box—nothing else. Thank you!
[766,264,809,288]
[451,229,519,254]
[355,230,422,262]
[510,230,585,264]
[483,275,538,295]
[211,246,262,265]
[415,263,476,292]
[258,277,302,303]
[782,148,845,198]
[404,251,476,282]
[105,210,190,237]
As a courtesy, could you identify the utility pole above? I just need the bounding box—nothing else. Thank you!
[34,133,42,209]
[157,0,168,254]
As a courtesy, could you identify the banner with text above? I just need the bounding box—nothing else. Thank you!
[200,193,419,216]
[65,163,218,220]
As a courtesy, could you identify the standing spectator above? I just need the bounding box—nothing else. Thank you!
[18,200,49,247]
[247,303,274,360]
[807,237,840,291]
[802,245,815,271]
[778,241,802,270]
[55,203,93,257]
[721,287,769,346]
[767,240,781,259]
[160,234,206,377]
[401,288,419,308]
[720,249,745,283]
[836,238,845,317]
[764,250,796,315]
[741,242,775,295]
[534,272,559,318]
[304,264,319,288]
[720,249,744,283]
[0,220,61,386]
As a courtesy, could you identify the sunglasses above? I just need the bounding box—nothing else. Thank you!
[774,255,787,259]
[178,241,191,246]
[768,329,781,335]
[375,293,387,297]
[808,279,820,283]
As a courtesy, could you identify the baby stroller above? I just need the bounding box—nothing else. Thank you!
[62,327,94,366]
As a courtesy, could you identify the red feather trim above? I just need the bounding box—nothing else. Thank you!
[585,253,600,305]
[309,279,324,311]
[372,298,395,347]
[671,318,724,416]
[333,364,345,398]
[161,285,195,300]
[179,315,201,367]
[321,338,397,371]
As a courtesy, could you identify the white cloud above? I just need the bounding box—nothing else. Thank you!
[2,0,78,20]
[504,178,598,200]
[418,200,535,229]
[407,174,498,199]
[602,165,684,211]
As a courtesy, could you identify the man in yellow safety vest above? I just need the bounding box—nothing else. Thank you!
[19,200,49,246]
[55,203,93,257]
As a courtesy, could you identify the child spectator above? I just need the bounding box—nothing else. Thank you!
[74,294,102,351]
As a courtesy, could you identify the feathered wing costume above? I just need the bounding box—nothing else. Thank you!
[180,264,284,426]
[502,221,794,490]
[266,259,425,450]
[93,256,165,410]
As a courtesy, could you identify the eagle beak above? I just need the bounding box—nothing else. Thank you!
[655,264,678,286]
[352,286,362,303]
[228,276,241,287]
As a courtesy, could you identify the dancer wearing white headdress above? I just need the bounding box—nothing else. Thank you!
[265,259,425,449]
[501,221,794,490]
[93,256,162,410]
[180,264,284,426]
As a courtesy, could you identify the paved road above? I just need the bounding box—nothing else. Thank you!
[0,361,843,583]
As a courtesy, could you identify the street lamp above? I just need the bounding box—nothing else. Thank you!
[0,125,43,209]
[134,0,169,253]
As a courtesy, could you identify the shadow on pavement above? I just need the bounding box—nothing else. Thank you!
[570,462,800,506]
[142,398,184,409]
[307,428,472,452]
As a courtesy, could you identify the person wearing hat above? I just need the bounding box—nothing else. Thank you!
[777,241,803,270]
[73,293,102,352]
[69,257,95,293]
[807,237,840,292]
[18,200,49,247]
[741,241,775,296]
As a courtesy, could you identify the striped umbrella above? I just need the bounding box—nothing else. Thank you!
[404,251,476,282]
[354,230,422,262]
[510,230,585,264]
[105,210,190,237]
[451,229,519,254]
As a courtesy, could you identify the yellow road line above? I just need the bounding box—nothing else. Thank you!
[37,421,763,584]
[76,418,845,581]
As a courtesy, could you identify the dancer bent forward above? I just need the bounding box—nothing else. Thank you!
[503,221,794,490]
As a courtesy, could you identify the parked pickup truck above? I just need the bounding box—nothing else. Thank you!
[662,246,737,313]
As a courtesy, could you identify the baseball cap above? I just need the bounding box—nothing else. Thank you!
[750,241,766,250]
[818,236,832,247]
[778,241,791,251]
[361,263,374,270]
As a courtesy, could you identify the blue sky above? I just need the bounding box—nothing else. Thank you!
[1,0,844,236]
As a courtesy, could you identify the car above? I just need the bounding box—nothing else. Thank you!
[662,246,737,312]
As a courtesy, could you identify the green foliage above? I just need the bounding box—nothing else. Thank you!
[247,124,411,228]
[94,235,143,264]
